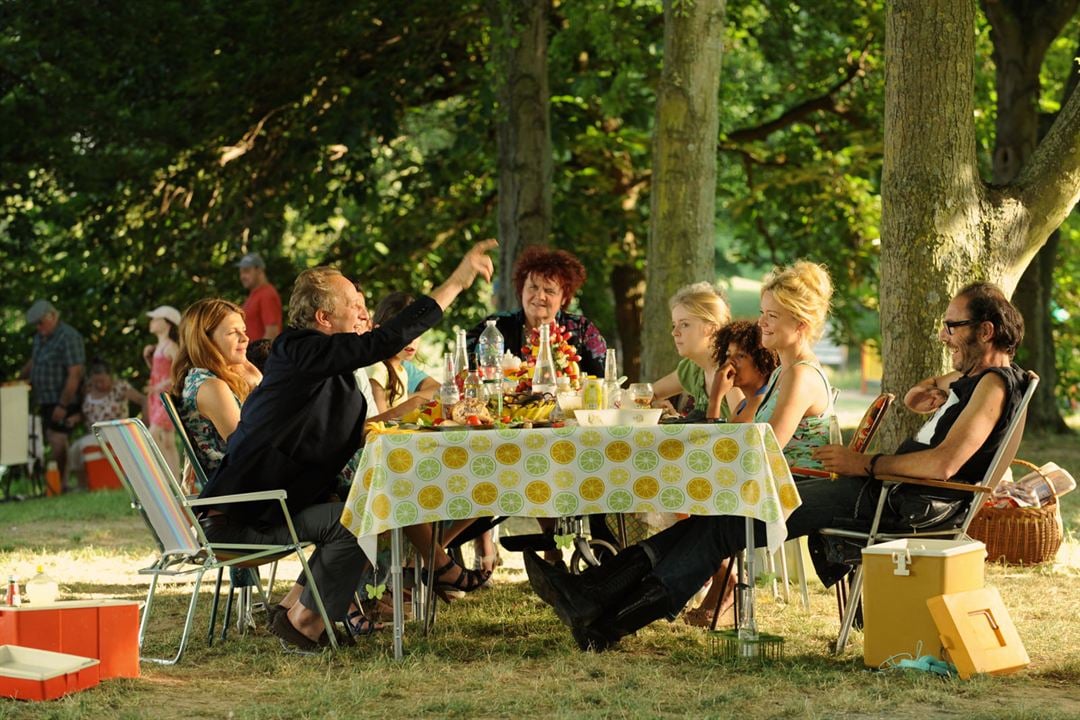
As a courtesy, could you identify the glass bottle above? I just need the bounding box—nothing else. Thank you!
[602,348,620,409]
[531,323,558,395]
[464,355,484,401]
[438,352,460,407]
[453,328,469,392]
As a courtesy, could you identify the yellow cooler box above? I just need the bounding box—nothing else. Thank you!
[861,538,986,667]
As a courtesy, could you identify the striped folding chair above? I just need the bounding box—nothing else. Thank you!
[93,418,339,664]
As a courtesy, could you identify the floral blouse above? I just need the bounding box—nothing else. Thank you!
[467,309,607,378]
[755,361,836,475]
[81,381,134,426]
[180,368,239,475]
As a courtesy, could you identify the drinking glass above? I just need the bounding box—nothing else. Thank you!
[628,383,654,409]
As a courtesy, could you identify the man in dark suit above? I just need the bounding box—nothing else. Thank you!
[199,240,497,651]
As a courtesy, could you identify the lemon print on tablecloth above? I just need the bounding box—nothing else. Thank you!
[762,427,780,453]
[420,512,443,524]
[609,467,631,486]
[447,474,468,494]
[499,491,525,515]
[657,439,684,461]
[579,476,606,501]
[371,493,391,519]
[713,438,739,463]
[687,476,713,502]
[660,465,683,485]
[340,506,354,529]
[495,443,522,465]
[632,450,659,473]
[579,429,604,447]
[417,485,444,510]
[714,467,737,487]
[525,480,552,505]
[472,481,499,506]
[659,486,685,510]
[740,449,763,474]
[469,434,493,453]
[713,490,739,514]
[553,469,576,489]
[553,492,579,515]
[471,455,496,478]
[633,475,659,500]
[779,483,800,510]
[686,449,712,474]
[416,458,442,482]
[550,440,577,465]
[525,454,550,477]
[578,449,605,473]
[525,432,546,450]
[447,496,473,519]
[390,478,414,498]
[687,428,711,446]
[769,454,790,480]
[688,502,709,515]
[581,503,604,515]
[362,467,375,490]
[386,448,413,474]
[443,446,469,470]
[608,425,632,438]
[498,469,521,488]
[394,502,419,525]
[605,440,632,463]
[416,436,438,453]
[496,427,521,440]
[608,489,633,512]
[740,479,761,505]
[634,430,656,448]
[760,497,781,523]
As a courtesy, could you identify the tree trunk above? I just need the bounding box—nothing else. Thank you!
[983,0,1078,434]
[490,0,553,311]
[611,264,646,382]
[641,0,725,381]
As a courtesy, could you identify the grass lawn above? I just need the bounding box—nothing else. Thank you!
[0,429,1078,719]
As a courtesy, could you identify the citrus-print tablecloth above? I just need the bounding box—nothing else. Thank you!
[343,422,800,564]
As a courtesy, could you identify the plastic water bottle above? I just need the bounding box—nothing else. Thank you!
[531,324,558,395]
[602,349,620,409]
[25,566,58,605]
[45,461,61,497]
[477,321,504,381]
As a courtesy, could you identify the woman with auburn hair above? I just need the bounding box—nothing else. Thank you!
[171,298,262,488]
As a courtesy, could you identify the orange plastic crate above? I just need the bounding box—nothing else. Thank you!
[0,600,139,678]
[83,445,123,491]
[0,645,100,701]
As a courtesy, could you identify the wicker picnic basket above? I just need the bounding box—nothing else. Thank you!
[967,460,1064,565]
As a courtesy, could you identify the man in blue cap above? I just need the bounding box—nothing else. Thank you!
[21,300,85,488]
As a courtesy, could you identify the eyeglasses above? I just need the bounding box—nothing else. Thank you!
[942,319,979,336]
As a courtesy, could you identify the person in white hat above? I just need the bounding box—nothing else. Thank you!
[236,253,282,341]
[142,305,182,477]
[20,300,85,489]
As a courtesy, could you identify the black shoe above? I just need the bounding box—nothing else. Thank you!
[524,546,651,629]
[579,577,673,653]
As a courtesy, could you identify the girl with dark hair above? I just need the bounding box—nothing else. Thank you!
[366,291,439,416]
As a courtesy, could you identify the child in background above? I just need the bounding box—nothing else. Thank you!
[365,292,439,418]
[143,305,182,478]
[66,360,146,490]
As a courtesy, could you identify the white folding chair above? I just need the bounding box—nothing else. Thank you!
[94,418,339,664]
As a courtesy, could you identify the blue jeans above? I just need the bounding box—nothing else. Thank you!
[641,475,878,607]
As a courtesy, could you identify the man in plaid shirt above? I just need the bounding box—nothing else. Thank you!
[21,300,85,489]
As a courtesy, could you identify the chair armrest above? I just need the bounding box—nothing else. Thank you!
[875,474,992,494]
[188,490,288,506]
[789,466,831,478]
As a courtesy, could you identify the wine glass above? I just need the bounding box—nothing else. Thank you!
[628,383,654,409]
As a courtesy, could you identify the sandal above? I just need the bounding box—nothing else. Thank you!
[432,558,490,602]
[346,609,385,637]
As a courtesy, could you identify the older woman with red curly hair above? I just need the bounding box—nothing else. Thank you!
[466,245,607,378]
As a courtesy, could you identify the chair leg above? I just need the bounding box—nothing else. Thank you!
[775,542,790,603]
[207,568,225,647]
[792,538,810,610]
[139,574,161,650]
[835,565,865,655]
[221,584,235,642]
[143,569,208,665]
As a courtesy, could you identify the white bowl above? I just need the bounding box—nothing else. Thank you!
[557,393,583,411]
[574,408,662,426]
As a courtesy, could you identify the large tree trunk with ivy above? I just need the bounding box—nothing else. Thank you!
[489,0,553,311]
[984,0,1077,434]
[641,0,725,381]
[879,0,1080,448]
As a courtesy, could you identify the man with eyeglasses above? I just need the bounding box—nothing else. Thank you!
[20,300,86,490]
[524,281,1030,652]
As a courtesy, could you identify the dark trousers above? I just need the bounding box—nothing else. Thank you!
[641,475,878,607]
[202,501,366,619]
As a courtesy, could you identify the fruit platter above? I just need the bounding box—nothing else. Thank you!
[503,321,584,392]
[393,392,560,430]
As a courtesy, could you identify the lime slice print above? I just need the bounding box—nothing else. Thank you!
[634,430,656,448]
[386,434,410,445]
[686,450,712,474]
[580,430,604,447]
[578,449,605,473]
[525,454,551,477]
[607,490,633,512]
[608,425,632,438]
[553,492,579,515]
[469,435,493,453]
[740,450,762,474]
[496,427,522,440]
[370,467,387,490]
[660,423,683,435]
[525,433,546,450]
[715,467,737,487]
[446,474,468,494]
[553,425,575,437]
[609,467,630,486]
[498,491,524,515]
[498,469,521,488]
[390,478,414,498]
[659,486,685,510]
[687,428,710,446]
[447,497,473,520]
[632,450,659,473]
[416,458,441,482]
[393,501,418,525]
[553,470,576,489]
[760,497,781,523]
[660,465,683,485]
[470,455,496,478]
[417,436,438,453]
[713,491,738,514]
[444,429,468,443]
[360,514,374,535]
